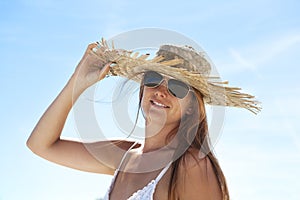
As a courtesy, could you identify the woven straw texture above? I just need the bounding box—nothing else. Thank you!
[92,39,261,114]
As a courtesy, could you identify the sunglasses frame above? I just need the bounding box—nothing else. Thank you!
[143,71,192,99]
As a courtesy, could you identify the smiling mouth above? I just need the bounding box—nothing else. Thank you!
[150,100,170,108]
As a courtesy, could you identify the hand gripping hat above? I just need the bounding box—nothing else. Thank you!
[92,39,261,114]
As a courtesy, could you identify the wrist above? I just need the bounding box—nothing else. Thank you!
[67,73,89,101]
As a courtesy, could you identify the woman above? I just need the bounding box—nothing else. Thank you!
[27,40,260,200]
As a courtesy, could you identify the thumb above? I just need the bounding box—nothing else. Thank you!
[98,62,112,81]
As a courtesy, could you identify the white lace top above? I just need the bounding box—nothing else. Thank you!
[103,151,171,200]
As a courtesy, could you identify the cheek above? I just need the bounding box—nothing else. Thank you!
[141,96,148,113]
[177,95,194,115]
[140,88,150,114]
[174,101,188,116]
[142,86,152,97]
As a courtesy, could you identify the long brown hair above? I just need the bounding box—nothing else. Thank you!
[138,85,230,200]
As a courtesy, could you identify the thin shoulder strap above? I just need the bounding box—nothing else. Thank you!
[154,162,172,183]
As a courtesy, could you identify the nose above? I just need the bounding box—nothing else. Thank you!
[154,80,168,98]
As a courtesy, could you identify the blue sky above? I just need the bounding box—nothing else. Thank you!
[1,0,300,199]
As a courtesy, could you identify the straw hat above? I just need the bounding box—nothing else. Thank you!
[92,39,261,114]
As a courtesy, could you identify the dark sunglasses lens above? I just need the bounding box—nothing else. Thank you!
[168,79,189,99]
[143,71,163,87]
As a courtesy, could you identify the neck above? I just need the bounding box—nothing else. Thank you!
[142,122,179,153]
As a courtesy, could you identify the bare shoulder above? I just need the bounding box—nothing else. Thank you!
[82,139,141,169]
[177,148,222,200]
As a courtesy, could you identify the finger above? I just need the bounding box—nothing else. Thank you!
[86,43,99,55]
[88,43,98,50]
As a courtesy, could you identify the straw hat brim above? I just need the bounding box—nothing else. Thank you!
[92,39,261,114]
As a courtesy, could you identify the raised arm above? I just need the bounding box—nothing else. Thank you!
[26,43,134,175]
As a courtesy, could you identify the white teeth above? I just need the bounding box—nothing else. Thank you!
[152,101,168,108]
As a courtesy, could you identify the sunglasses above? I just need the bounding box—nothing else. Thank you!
[143,71,191,99]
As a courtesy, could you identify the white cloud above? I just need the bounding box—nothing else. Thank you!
[216,32,300,73]
[229,48,256,70]
[252,33,300,64]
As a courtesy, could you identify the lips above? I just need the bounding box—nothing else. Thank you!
[150,100,170,108]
